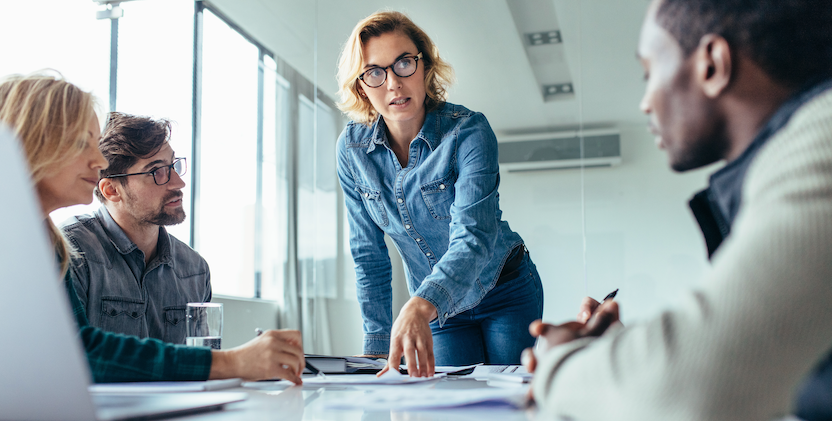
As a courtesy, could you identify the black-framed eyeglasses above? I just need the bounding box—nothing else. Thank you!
[358,52,423,88]
[104,157,187,186]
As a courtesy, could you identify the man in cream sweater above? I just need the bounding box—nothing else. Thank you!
[527,1,832,420]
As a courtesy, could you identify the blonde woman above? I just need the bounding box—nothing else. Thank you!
[0,72,305,383]
[336,12,543,377]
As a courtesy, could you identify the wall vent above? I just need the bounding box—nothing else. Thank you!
[498,130,621,172]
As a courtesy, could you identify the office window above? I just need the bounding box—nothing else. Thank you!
[115,0,194,243]
[190,4,344,306]
[197,9,259,297]
[0,1,110,224]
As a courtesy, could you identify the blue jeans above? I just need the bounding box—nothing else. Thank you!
[430,250,543,365]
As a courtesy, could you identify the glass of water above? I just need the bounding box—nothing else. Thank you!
[186,302,222,349]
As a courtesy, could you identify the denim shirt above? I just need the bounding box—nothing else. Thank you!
[336,102,524,354]
[61,206,211,344]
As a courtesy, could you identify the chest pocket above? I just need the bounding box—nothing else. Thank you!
[421,174,456,220]
[164,305,187,344]
[356,185,388,227]
[100,297,145,338]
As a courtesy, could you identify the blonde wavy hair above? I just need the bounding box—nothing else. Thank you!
[336,11,455,125]
[0,71,97,276]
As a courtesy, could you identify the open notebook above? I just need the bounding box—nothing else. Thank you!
[0,124,246,420]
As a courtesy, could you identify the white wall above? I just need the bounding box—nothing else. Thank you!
[499,127,716,325]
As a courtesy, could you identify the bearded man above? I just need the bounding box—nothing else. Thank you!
[62,112,211,345]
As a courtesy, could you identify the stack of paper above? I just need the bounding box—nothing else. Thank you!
[303,355,387,374]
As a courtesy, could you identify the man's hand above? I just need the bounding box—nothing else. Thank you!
[523,300,620,374]
[578,297,601,323]
[378,297,437,378]
[209,329,305,384]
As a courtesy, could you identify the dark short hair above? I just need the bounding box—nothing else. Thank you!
[95,112,172,202]
[656,0,832,88]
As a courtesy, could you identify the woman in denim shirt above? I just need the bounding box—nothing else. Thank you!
[335,11,544,376]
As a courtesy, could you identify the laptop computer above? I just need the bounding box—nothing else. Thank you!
[0,124,247,420]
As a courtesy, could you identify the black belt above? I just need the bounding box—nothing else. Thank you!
[495,244,526,287]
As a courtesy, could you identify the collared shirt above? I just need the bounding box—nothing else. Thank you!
[690,78,832,258]
[337,102,524,354]
[63,269,212,383]
[62,207,211,344]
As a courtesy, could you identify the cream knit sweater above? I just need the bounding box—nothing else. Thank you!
[532,89,832,421]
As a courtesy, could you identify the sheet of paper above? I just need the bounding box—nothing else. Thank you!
[324,386,529,410]
[89,378,243,393]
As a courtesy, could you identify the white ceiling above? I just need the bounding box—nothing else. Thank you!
[209,0,651,135]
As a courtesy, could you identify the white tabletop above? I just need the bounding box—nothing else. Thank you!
[174,376,537,421]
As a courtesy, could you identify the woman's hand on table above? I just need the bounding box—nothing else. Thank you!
[378,297,437,378]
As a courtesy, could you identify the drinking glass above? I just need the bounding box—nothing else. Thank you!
[186,302,222,349]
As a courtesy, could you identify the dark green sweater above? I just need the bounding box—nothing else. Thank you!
[63,270,212,382]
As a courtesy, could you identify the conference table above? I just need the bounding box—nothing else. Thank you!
[176,376,537,421]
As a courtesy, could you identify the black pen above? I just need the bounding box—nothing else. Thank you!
[583,289,619,325]
[255,328,325,379]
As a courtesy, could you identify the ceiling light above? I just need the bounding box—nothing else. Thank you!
[525,30,562,46]
[542,83,575,99]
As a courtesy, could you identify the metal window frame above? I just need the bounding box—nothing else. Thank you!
[192,1,300,301]
[191,1,344,309]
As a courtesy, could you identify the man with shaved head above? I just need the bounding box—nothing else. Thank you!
[526,1,832,420]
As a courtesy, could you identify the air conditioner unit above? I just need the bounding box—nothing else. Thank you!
[497,129,621,172]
